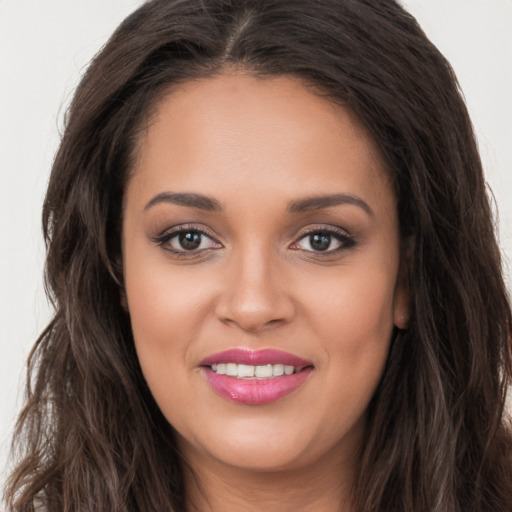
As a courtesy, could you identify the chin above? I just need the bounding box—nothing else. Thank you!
[177,411,361,474]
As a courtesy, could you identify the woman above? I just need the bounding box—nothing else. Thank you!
[4,0,512,510]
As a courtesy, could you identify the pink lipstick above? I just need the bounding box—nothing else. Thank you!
[200,349,314,405]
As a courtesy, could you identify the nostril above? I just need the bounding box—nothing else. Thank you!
[216,304,293,333]
[213,261,296,331]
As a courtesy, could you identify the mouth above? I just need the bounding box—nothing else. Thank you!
[209,362,303,378]
[200,349,314,405]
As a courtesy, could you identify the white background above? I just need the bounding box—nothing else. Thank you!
[1,0,511,496]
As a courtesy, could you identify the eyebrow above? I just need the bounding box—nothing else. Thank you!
[144,191,373,216]
[287,194,374,216]
[144,192,223,212]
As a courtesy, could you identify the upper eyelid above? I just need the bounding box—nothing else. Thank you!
[151,223,353,247]
[154,224,219,241]
[289,225,356,252]
[152,226,222,256]
[293,224,351,239]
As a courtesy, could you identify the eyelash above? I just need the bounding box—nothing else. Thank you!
[290,227,357,255]
[152,225,221,257]
[151,225,357,257]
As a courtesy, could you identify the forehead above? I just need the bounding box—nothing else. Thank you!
[129,72,394,215]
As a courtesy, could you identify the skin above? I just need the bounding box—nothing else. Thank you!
[122,72,409,512]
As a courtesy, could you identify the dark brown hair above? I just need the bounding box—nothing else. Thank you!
[5,0,512,510]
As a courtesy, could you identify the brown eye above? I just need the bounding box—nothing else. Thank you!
[179,231,202,250]
[154,227,222,254]
[309,233,331,251]
[291,228,356,254]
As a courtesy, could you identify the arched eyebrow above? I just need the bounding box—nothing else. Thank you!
[144,192,222,212]
[287,194,374,216]
[144,191,373,216]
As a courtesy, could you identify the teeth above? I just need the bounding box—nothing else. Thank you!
[210,363,297,378]
[255,364,273,378]
[238,364,255,378]
[214,363,225,374]
[273,364,284,376]
[226,363,237,376]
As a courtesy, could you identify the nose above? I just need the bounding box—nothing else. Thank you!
[214,245,296,333]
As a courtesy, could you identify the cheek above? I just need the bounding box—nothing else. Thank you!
[302,263,396,407]
[128,269,207,338]
[123,251,213,384]
[304,259,397,341]
[125,265,211,430]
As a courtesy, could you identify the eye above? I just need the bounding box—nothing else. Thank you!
[291,229,355,253]
[153,227,221,254]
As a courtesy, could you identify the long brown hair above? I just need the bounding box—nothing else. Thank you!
[5,1,512,510]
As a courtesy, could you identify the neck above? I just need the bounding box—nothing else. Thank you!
[182,442,358,512]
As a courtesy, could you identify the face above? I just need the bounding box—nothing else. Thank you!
[122,73,408,475]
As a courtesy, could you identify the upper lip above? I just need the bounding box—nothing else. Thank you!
[200,348,313,368]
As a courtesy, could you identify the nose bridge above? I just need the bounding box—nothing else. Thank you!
[215,240,294,331]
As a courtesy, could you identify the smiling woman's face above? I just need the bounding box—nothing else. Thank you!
[122,73,408,475]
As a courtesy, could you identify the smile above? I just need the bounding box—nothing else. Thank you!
[200,349,314,404]
[210,363,297,378]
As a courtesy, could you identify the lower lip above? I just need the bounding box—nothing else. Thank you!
[203,367,313,405]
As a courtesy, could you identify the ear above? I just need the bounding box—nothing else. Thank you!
[393,237,413,330]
